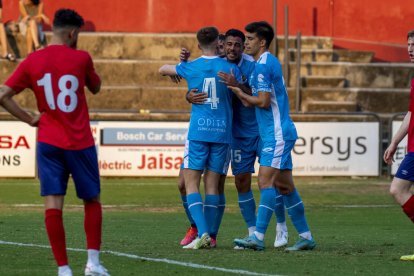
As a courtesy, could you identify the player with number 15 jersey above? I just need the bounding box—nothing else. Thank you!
[5,44,100,150]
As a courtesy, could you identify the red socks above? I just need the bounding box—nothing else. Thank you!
[45,209,68,266]
[402,195,414,223]
[84,201,102,250]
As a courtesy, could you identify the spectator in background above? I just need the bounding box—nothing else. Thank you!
[0,0,16,61]
[19,0,49,54]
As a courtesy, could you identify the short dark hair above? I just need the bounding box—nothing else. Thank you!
[408,30,414,40]
[196,26,219,48]
[31,0,40,5]
[225,29,245,43]
[53,9,84,29]
[218,34,225,41]
[245,21,274,49]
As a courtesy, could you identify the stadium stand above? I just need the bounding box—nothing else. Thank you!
[0,32,413,120]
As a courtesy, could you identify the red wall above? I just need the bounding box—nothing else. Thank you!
[3,0,412,61]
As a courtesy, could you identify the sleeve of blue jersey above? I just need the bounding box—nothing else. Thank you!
[175,62,187,78]
[255,63,272,93]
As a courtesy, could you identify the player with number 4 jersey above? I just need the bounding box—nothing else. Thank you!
[0,9,109,276]
[159,26,241,249]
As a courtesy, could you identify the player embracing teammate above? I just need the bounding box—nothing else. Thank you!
[162,22,316,251]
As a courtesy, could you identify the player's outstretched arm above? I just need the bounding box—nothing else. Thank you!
[383,111,411,164]
[0,86,39,126]
[159,65,178,76]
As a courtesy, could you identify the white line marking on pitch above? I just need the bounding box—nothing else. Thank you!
[0,240,283,276]
[11,204,396,209]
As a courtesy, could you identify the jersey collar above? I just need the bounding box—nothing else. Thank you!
[201,55,220,59]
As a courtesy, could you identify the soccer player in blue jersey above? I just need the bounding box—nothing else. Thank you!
[180,28,289,248]
[159,26,240,249]
[218,29,288,248]
[230,21,316,251]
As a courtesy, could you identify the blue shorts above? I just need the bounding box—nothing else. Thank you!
[259,139,296,170]
[231,136,261,175]
[37,142,100,200]
[183,140,231,175]
[395,152,414,181]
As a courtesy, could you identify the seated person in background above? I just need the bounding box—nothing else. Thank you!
[0,0,16,61]
[19,0,49,53]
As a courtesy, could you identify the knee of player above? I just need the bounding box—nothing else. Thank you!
[177,181,186,194]
[389,184,402,198]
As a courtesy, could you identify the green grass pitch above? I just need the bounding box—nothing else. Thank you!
[0,177,413,275]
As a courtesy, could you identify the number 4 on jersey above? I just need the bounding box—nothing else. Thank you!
[202,77,219,109]
[37,73,79,113]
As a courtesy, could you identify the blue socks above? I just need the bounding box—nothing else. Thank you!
[181,195,195,226]
[284,189,310,235]
[204,194,219,236]
[238,190,257,228]
[256,187,276,235]
[274,188,286,223]
[210,194,225,238]
[187,192,208,237]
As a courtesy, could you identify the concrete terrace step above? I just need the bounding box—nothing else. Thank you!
[304,100,357,112]
[12,86,297,113]
[280,49,374,63]
[12,86,190,111]
[302,76,348,88]
[9,32,332,59]
[289,62,414,88]
[2,60,413,89]
[300,87,409,113]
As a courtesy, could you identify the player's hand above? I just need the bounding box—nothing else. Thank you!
[383,144,397,165]
[227,85,243,96]
[186,89,207,104]
[218,69,238,87]
[169,75,182,84]
[180,48,191,62]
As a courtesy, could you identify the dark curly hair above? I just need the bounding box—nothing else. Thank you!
[53,9,84,29]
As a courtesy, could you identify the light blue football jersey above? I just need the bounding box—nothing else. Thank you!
[249,51,298,142]
[232,53,259,138]
[176,56,241,144]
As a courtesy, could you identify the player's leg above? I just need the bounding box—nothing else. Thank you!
[182,140,210,249]
[273,187,288,248]
[178,167,198,246]
[390,154,414,260]
[232,137,259,237]
[391,153,414,223]
[67,146,109,275]
[276,170,315,251]
[204,143,231,247]
[390,177,414,225]
[203,170,220,247]
[235,172,256,236]
[207,173,227,247]
[37,142,72,276]
[234,165,277,250]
